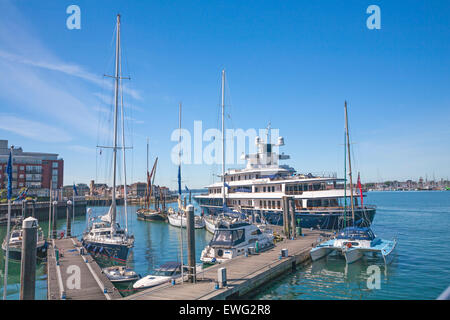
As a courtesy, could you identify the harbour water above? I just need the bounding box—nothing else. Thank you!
[0,191,449,300]
[248,191,450,300]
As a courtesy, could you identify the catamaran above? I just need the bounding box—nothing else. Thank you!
[82,14,134,262]
[310,102,396,265]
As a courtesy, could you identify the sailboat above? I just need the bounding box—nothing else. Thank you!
[310,102,397,264]
[167,103,205,229]
[136,140,166,221]
[81,14,134,262]
[201,70,247,234]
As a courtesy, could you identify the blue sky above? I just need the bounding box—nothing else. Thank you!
[0,0,449,189]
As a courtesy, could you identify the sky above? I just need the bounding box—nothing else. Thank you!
[0,0,449,189]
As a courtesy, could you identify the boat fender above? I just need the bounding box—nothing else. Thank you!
[346,242,352,248]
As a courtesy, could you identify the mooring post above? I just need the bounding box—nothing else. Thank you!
[289,198,297,239]
[22,200,26,218]
[282,196,290,237]
[186,204,196,283]
[52,201,58,239]
[66,200,72,237]
[20,217,38,300]
[189,191,192,204]
[183,196,187,209]
[31,200,35,218]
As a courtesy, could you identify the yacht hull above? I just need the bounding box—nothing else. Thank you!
[82,240,130,262]
[136,209,167,222]
[310,246,333,261]
[202,207,376,230]
[168,214,205,229]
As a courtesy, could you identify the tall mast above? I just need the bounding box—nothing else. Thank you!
[178,102,182,200]
[221,69,226,210]
[146,137,149,209]
[178,102,184,282]
[120,56,128,234]
[345,101,355,224]
[111,14,121,231]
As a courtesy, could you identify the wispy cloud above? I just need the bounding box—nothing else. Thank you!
[0,50,143,102]
[0,114,72,143]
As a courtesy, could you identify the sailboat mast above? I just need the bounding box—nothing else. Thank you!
[120,64,128,234]
[221,69,226,209]
[345,101,355,224]
[146,137,149,209]
[111,14,121,230]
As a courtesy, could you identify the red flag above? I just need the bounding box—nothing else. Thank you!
[357,172,364,207]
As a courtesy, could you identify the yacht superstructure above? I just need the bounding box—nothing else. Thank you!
[194,133,376,230]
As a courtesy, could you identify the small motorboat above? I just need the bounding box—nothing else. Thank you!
[200,219,274,264]
[2,223,47,262]
[133,262,203,289]
[310,227,397,264]
[102,266,140,283]
[133,262,182,289]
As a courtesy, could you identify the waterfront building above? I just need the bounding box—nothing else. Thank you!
[0,139,63,196]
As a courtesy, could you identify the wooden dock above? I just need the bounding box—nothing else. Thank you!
[124,229,332,300]
[47,237,122,300]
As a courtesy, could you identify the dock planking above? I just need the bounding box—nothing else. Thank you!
[47,237,122,300]
[125,229,332,300]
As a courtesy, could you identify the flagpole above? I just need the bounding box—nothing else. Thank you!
[3,146,13,300]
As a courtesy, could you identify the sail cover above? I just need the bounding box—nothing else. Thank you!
[101,206,113,223]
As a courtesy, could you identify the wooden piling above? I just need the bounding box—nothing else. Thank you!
[31,200,35,218]
[186,204,196,283]
[282,196,290,237]
[289,198,297,239]
[52,201,58,239]
[66,200,72,237]
[20,217,38,300]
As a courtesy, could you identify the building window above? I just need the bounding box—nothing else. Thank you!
[52,169,58,175]
[52,162,59,168]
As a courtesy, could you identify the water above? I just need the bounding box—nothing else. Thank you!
[249,191,450,300]
[1,191,449,299]
[0,199,212,299]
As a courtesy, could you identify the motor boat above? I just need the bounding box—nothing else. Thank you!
[102,266,140,283]
[200,220,274,264]
[2,223,47,261]
[133,262,203,289]
[310,227,397,264]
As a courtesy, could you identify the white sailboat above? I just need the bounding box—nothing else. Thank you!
[82,14,134,262]
[167,103,205,229]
